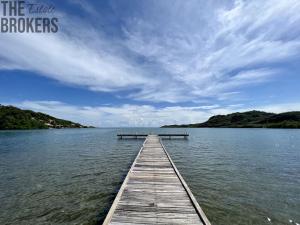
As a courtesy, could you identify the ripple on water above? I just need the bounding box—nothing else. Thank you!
[0,128,299,225]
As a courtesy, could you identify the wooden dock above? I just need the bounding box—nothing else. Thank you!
[117,133,189,139]
[103,135,211,225]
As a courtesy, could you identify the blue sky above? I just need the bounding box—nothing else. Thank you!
[1,0,300,127]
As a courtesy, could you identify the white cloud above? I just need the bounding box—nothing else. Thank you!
[5,100,213,127]
[124,0,300,101]
[0,9,158,93]
[4,100,300,127]
[67,0,98,15]
[0,32,154,91]
[251,103,300,114]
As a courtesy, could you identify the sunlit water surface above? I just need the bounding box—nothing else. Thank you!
[0,128,299,225]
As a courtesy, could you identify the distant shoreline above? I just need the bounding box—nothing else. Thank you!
[162,110,300,129]
[162,127,300,129]
[0,127,96,131]
[0,105,94,130]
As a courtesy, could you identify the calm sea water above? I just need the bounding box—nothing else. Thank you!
[0,128,299,225]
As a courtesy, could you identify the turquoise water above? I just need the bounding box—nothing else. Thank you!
[0,128,299,225]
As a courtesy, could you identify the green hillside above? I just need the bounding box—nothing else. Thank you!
[162,110,300,128]
[0,105,92,130]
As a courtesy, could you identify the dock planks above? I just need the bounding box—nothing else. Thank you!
[103,135,211,225]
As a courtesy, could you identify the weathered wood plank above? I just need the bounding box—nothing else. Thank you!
[103,135,210,225]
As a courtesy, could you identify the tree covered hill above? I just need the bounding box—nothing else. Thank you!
[0,105,92,130]
[162,110,300,128]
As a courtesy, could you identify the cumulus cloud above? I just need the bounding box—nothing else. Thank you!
[10,100,213,127]
[4,100,300,127]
